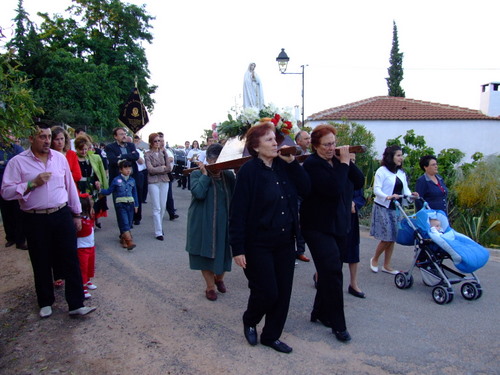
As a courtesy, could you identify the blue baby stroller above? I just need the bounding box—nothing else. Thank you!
[393,197,489,304]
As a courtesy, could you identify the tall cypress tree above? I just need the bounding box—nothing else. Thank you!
[386,21,405,97]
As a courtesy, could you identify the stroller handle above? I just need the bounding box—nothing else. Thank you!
[389,194,420,201]
[392,195,430,210]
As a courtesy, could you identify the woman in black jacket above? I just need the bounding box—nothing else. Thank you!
[300,124,364,342]
[229,122,310,354]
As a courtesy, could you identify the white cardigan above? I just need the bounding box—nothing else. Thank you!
[373,166,412,208]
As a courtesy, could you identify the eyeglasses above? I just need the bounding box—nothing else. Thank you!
[320,142,336,148]
[153,139,161,143]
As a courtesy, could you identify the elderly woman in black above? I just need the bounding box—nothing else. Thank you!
[229,122,310,354]
[300,124,364,342]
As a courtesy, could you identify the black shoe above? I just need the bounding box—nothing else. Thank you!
[134,221,141,225]
[95,222,102,229]
[16,243,29,250]
[5,240,15,247]
[169,214,179,221]
[156,236,164,241]
[333,329,351,342]
[310,311,332,328]
[243,325,257,346]
[348,285,366,298]
[261,340,292,353]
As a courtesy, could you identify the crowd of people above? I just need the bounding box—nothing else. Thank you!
[1,121,452,354]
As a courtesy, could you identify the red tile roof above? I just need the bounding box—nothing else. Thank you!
[308,96,500,121]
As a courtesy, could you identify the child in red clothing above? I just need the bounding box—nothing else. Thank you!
[78,194,96,299]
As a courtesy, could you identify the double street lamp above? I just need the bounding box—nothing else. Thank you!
[276,48,306,126]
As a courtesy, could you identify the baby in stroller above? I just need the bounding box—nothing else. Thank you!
[394,200,489,304]
[429,219,443,234]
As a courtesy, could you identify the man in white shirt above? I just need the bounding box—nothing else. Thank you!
[158,132,178,220]
[133,135,148,204]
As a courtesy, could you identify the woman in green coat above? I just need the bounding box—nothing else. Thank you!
[75,136,109,227]
[186,143,236,301]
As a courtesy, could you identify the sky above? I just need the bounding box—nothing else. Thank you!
[1,0,499,146]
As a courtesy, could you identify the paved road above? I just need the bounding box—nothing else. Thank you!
[95,185,500,374]
[2,184,499,374]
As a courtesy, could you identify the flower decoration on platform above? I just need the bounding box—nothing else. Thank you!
[216,104,300,140]
[270,113,293,136]
[211,123,219,141]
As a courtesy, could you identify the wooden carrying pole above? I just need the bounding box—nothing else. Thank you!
[182,145,366,175]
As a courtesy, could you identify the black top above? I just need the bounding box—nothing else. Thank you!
[300,153,364,236]
[229,157,310,256]
[105,141,139,181]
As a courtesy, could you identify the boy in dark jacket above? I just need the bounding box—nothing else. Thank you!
[99,160,138,250]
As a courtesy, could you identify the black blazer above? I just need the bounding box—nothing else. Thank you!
[300,153,364,236]
[105,142,139,180]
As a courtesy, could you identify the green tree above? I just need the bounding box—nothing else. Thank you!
[0,60,41,146]
[6,0,156,134]
[330,120,377,207]
[435,148,466,189]
[0,52,43,146]
[33,49,124,134]
[387,130,434,188]
[386,21,405,97]
[331,119,376,172]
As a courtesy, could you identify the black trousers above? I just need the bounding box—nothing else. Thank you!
[23,206,84,310]
[139,169,148,203]
[0,196,25,245]
[303,229,346,332]
[242,235,295,343]
[133,172,143,223]
[166,180,176,216]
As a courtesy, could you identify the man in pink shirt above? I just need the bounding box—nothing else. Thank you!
[1,123,96,318]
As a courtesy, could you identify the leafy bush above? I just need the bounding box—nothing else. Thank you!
[453,155,500,247]
[329,119,377,190]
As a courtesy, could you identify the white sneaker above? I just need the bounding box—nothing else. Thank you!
[84,290,92,299]
[39,306,52,318]
[69,306,97,316]
[86,282,97,290]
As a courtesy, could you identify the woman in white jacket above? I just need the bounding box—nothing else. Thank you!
[369,145,418,274]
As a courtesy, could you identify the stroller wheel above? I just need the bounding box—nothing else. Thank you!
[394,272,413,289]
[475,284,483,300]
[432,286,451,304]
[445,288,454,304]
[461,282,480,300]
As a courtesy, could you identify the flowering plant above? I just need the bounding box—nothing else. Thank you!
[215,104,300,140]
[211,123,219,141]
[259,105,299,137]
[270,113,293,136]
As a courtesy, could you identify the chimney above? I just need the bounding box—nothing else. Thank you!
[480,82,500,117]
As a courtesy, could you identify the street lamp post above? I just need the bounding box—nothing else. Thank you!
[276,48,306,126]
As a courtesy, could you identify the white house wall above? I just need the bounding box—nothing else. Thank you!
[308,119,499,161]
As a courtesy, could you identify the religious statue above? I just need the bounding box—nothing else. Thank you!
[243,63,265,109]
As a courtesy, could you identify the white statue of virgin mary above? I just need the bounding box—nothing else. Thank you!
[243,62,264,109]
